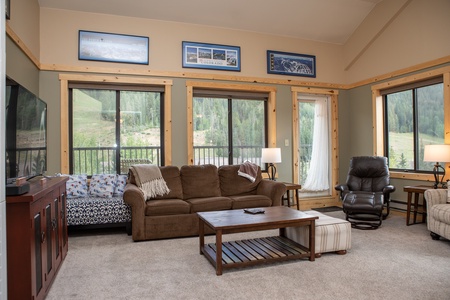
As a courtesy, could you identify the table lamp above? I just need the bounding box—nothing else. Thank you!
[424,144,450,188]
[261,148,281,180]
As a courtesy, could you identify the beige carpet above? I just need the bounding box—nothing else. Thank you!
[47,211,450,300]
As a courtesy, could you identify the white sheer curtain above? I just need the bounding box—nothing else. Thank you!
[301,98,329,191]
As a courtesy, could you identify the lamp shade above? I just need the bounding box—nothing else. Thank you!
[261,148,282,163]
[424,144,450,162]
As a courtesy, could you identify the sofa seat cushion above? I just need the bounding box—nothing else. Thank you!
[429,204,450,224]
[67,196,131,226]
[186,196,232,213]
[181,164,221,199]
[218,164,261,196]
[145,199,191,216]
[230,195,272,209]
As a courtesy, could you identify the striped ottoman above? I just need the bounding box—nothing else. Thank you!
[285,210,351,258]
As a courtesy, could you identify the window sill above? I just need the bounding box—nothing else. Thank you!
[390,171,435,182]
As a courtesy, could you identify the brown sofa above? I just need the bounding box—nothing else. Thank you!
[123,164,286,241]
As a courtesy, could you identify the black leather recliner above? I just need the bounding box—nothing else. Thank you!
[335,156,396,229]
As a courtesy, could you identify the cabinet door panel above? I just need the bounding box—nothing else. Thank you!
[61,190,68,258]
[45,203,53,276]
[33,212,43,297]
[54,196,60,260]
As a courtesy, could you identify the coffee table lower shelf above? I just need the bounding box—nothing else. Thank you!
[201,235,310,274]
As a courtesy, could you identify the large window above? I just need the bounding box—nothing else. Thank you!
[383,78,443,172]
[372,66,450,180]
[69,84,164,175]
[186,81,277,169]
[192,90,267,167]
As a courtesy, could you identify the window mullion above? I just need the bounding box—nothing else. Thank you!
[413,89,419,171]
[68,88,74,174]
[228,98,233,164]
[116,90,121,174]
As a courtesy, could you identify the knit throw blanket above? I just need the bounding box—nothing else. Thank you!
[238,161,259,182]
[129,164,170,199]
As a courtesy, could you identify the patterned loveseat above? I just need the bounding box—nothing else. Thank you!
[64,174,132,233]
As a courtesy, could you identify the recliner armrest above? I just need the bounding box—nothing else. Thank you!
[334,184,349,200]
[382,185,396,194]
[334,184,349,192]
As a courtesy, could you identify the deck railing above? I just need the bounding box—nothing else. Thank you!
[72,146,160,175]
[193,145,265,166]
[71,144,312,176]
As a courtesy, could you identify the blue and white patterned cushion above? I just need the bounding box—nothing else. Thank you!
[89,174,117,198]
[114,174,128,197]
[65,174,88,199]
[67,196,131,226]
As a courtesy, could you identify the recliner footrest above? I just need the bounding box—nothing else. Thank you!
[343,192,383,214]
[343,192,384,229]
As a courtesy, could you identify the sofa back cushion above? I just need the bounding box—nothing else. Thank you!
[180,164,220,199]
[153,166,183,200]
[218,164,261,196]
[128,165,183,199]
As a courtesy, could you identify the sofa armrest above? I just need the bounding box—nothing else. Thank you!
[256,180,286,206]
[424,189,448,210]
[123,183,146,241]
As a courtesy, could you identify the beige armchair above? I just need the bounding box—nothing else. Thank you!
[424,189,450,240]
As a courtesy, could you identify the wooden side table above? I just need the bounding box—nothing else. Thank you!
[282,182,302,210]
[403,185,435,226]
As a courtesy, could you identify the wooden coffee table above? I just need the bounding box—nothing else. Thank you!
[197,206,318,275]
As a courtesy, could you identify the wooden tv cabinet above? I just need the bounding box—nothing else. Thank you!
[6,176,68,300]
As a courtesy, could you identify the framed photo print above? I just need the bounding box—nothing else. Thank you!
[267,50,316,78]
[78,30,149,65]
[182,41,241,72]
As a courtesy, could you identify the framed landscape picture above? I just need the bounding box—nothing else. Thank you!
[182,41,241,71]
[78,30,149,65]
[267,50,316,78]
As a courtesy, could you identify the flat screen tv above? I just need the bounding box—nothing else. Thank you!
[5,78,47,184]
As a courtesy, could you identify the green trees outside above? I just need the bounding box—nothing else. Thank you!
[386,83,444,170]
[71,89,162,174]
[193,97,265,164]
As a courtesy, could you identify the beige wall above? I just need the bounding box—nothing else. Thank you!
[39,8,344,84]
[38,0,450,85]
[6,36,39,93]
[8,0,39,59]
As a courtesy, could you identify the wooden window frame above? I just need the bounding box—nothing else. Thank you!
[186,81,277,166]
[59,74,173,174]
[372,66,450,180]
[291,87,339,201]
